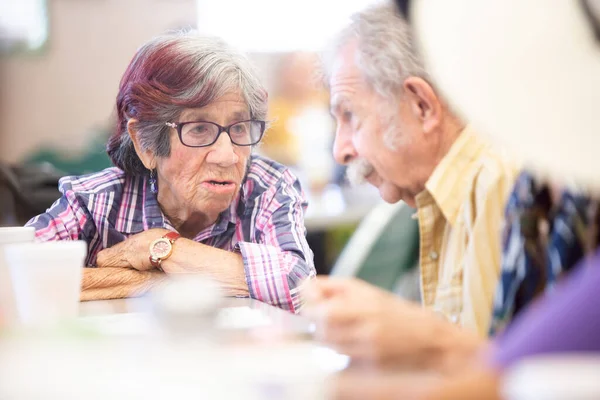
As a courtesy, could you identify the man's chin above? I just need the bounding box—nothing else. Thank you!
[378,187,403,205]
[377,186,416,207]
[402,196,417,208]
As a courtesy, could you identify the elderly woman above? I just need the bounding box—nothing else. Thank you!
[26,32,315,313]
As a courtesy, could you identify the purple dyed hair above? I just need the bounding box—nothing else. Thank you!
[107,31,268,175]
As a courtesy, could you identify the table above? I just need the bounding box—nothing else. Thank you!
[79,297,315,338]
[1,298,348,399]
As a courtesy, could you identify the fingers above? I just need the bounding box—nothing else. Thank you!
[310,276,361,298]
[80,284,135,301]
[81,267,126,289]
[96,245,132,269]
[302,277,405,364]
[96,231,153,270]
[96,244,154,271]
[80,268,167,301]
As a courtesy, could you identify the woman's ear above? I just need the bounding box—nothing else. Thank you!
[127,119,156,169]
[402,76,443,134]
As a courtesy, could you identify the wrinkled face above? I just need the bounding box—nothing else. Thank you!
[156,92,251,220]
[329,42,429,207]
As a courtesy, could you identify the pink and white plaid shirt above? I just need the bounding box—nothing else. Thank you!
[26,155,315,313]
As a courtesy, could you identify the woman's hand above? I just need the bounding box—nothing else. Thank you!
[96,228,170,271]
[96,228,249,297]
[81,267,168,301]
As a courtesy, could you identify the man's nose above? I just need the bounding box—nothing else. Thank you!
[332,126,358,165]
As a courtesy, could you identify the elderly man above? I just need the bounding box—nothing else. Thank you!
[305,2,519,370]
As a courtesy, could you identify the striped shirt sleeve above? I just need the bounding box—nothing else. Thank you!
[25,179,92,243]
[237,172,315,313]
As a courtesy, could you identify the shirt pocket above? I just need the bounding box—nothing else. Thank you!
[434,271,464,324]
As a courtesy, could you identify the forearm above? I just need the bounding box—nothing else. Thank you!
[425,318,487,375]
[236,242,313,312]
[81,267,167,301]
[422,369,503,400]
[162,240,249,297]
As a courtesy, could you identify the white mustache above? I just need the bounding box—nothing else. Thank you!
[346,158,374,185]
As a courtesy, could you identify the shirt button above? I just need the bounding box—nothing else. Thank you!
[429,251,439,260]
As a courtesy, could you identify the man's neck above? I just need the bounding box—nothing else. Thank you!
[436,118,466,163]
[414,118,466,195]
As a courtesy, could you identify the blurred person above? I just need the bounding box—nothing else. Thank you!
[261,52,314,167]
[26,32,315,312]
[262,52,333,192]
[304,1,519,370]
[489,172,599,335]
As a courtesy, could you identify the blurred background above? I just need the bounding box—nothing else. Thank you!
[0,0,392,276]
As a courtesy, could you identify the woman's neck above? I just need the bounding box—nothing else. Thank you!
[158,201,219,239]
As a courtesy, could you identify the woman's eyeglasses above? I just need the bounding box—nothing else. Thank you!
[165,119,266,148]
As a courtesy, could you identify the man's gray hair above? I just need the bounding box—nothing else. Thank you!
[325,1,428,99]
[109,31,268,175]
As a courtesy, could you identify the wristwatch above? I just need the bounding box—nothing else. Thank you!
[149,231,180,270]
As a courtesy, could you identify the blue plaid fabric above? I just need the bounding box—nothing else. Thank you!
[490,171,596,335]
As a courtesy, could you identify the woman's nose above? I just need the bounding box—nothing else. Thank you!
[205,132,239,167]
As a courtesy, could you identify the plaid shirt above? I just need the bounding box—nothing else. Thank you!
[26,155,315,313]
[490,171,598,335]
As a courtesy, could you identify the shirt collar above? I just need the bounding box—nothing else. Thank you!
[417,125,489,226]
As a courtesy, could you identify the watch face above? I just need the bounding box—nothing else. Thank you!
[150,238,172,259]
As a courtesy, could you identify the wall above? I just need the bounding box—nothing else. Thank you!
[0,0,196,162]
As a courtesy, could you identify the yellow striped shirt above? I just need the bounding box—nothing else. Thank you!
[415,125,519,337]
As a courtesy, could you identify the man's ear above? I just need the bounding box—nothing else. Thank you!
[127,119,156,169]
[402,76,443,134]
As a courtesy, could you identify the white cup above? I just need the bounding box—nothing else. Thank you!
[0,227,35,325]
[503,355,600,400]
[4,240,87,327]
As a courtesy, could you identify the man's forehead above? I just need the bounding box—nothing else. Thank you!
[329,46,368,113]
[328,40,361,87]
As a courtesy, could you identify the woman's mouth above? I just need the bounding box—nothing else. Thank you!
[201,180,237,194]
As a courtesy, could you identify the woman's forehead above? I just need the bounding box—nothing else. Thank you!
[179,93,250,122]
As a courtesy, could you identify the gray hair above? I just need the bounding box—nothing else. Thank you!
[324,1,428,99]
[108,31,268,175]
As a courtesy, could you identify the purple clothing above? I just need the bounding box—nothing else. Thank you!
[493,251,600,367]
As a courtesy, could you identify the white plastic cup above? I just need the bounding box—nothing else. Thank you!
[503,355,600,400]
[0,227,35,325]
[4,240,87,327]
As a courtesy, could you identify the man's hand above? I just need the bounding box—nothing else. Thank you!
[302,277,483,373]
[81,267,168,301]
[96,229,169,271]
[332,369,442,400]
